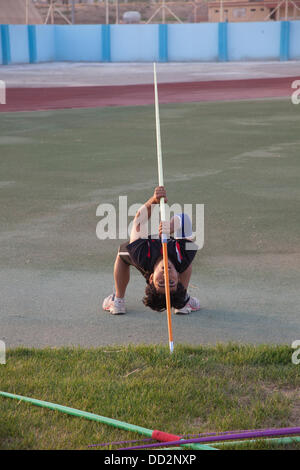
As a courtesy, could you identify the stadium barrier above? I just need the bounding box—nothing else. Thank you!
[0,21,300,65]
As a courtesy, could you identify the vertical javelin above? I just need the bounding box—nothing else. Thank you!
[153,63,174,354]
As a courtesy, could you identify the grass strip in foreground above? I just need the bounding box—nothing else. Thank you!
[0,344,299,450]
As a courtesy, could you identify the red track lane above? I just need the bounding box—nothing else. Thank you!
[1,76,296,112]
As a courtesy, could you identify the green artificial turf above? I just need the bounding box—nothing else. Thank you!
[0,99,299,272]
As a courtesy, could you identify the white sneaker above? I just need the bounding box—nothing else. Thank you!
[102,294,126,315]
[174,296,201,315]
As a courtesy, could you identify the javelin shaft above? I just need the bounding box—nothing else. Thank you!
[162,243,174,348]
[215,436,300,448]
[153,62,166,222]
[0,390,151,436]
[119,426,300,450]
[0,391,214,450]
[153,62,174,354]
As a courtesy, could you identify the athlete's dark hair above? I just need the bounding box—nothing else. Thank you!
[143,281,188,312]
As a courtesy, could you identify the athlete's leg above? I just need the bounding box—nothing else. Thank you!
[179,264,192,290]
[114,255,130,298]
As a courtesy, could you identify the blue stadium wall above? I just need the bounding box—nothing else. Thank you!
[0,21,299,65]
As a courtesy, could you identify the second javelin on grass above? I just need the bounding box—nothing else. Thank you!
[153,63,174,354]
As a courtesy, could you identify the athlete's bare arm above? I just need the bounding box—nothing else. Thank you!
[129,186,167,243]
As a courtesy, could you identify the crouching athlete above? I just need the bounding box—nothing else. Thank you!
[102,186,201,315]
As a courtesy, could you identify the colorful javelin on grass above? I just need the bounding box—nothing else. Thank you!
[1,390,298,450]
[153,62,174,354]
[0,391,215,451]
[119,426,300,450]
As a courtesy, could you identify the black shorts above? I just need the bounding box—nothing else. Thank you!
[118,241,133,266]
[118,240,148,280]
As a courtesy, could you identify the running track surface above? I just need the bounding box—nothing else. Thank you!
[1,76,296,112]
